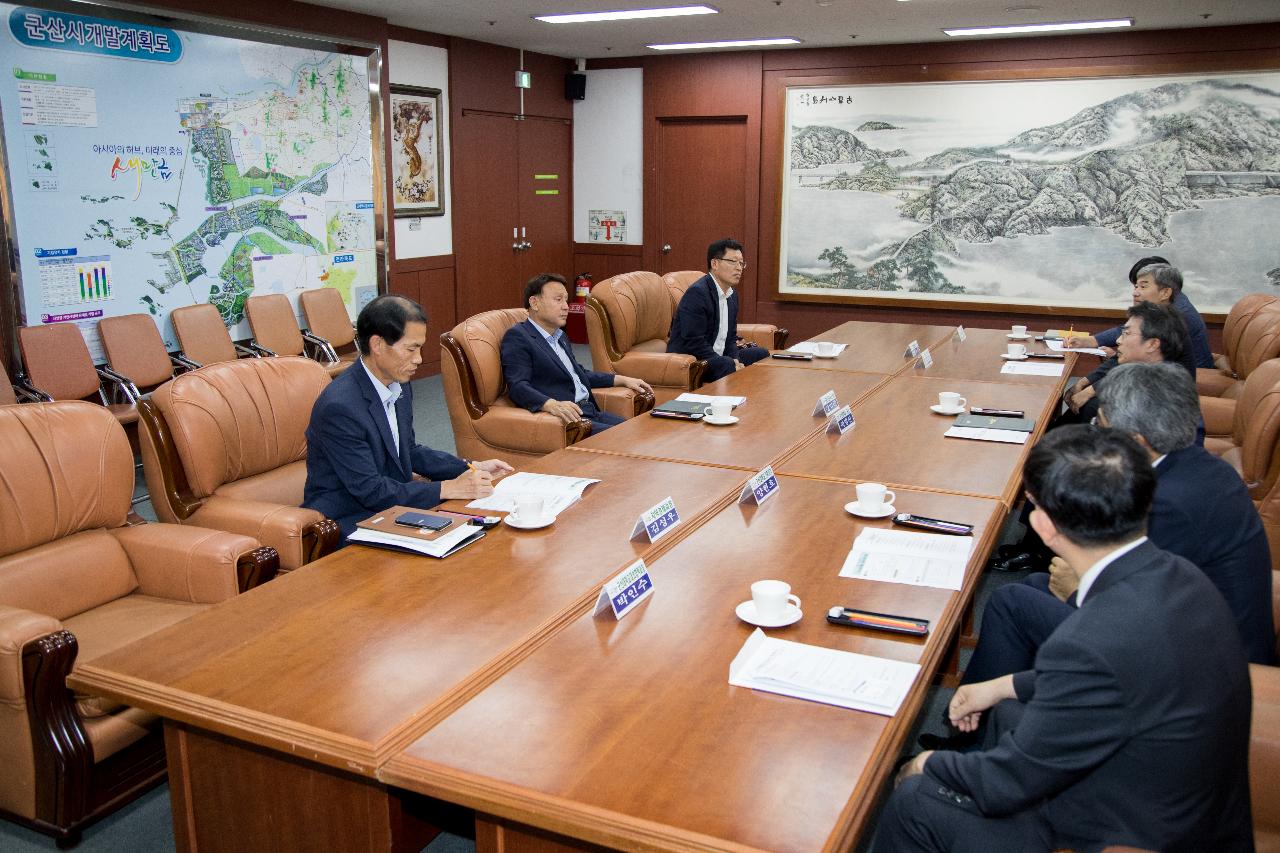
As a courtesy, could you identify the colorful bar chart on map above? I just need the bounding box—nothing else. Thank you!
[78,262,112,300]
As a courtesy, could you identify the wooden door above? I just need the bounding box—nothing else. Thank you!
[650,118,748,279]
[516,116,572,287]
[451,110,520,319]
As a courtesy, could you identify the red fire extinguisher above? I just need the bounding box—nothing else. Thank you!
[575,273,593,302]
[567,273,592,344]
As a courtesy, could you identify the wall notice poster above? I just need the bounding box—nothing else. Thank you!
[0,4,381,357]
[588,209,626,243]
[779,72,1280,313]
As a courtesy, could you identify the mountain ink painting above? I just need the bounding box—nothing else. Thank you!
[780,73,1280,312]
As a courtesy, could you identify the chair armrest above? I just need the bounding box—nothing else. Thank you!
[243,342,274,357]
[612,352,706,389]
[0,605,63,702]
[184,497,323,573]
[301,330,339,364]
[97,365,141,403]
[171,353,200,373]
[1201,395,1236,437]
[1197,367,1237,397]
[12,372,53,402]
[737,324,789,351]
[110,523,271,601]
[594,386,656,418]
[473,406,591,453]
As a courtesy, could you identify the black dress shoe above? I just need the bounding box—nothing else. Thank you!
[988,550,1038,572]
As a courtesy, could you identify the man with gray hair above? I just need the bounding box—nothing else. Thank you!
[962,361,1273,686]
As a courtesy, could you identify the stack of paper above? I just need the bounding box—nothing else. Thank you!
[348,523,484,558]
[1000,361,1064,377]
[675,392,746,408]
[945,424,1030,444]
[839,527,971,590]
[787,341,848,355]
[729,629,920,716]
[465,472,600,517]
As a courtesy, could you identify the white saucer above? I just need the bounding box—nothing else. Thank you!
[930,404,966,415]
[1006,333,1032,340]
[813,352,840,359]
[1001,353,1029,361]
[703,414,739,426]
[844,501,896,519]
[736,600,803,628]
[503,513,554,530]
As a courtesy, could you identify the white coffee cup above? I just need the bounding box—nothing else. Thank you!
[1011,324,1027,337]
[514,495,545,523]
[938,391,967,410]
[703,401,734,420]
[751,579,801,622]
[855,482,896,512]
[816,341,837,357]
[1006,343,1027,358]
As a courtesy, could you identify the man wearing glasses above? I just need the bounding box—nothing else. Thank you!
[667,238,769,382]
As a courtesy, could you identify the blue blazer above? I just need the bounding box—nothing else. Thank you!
[929,541,1253,852]
[1095,291,1214,369]
[1149,444,1275,663]
[501,319,614,412]
[303,361,468,538]
[666,274,740,376]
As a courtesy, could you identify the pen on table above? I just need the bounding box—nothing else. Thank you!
[435,508,485,522]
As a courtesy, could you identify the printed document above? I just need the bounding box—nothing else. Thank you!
[839,527,971,590]
[347,523,483,558]
[466,472,599,516]
[1000,361,1064,377]
[787,341,848,355]
[675,392,746,407]
[729,629,920,715]
[945,425,1030,444]
[1044,339,1109,357]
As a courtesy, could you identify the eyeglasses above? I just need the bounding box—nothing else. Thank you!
[714,257,747,269]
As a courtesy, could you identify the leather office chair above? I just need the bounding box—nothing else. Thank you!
[1198,293,1279,397]
[98,313,195,398]
[441,308,655,464]
[17,323,138,428]
[299,287,359,377]
[1203,359,1280,499]
[1198,302,1280,437]
[0,356,48,405]
[245,293,352,378]
[138,356,341,572]
[170,303,260,367]
[662,270,789,350]
[0,401,277,845]
[584,271,707,405]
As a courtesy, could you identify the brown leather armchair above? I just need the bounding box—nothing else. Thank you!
[170,303,261,366]
[299,286,359,376]
[138,356,341,571]
[585,271,707,405]
[1198,293,1279,397]
[245,293,352,378]
[0,401,277,845]
[1198,301,1280,438]
[442,308,655,464]
[1203,359,1280,499]
[662,270,789,350]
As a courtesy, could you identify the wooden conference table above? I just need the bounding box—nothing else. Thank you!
[69,321,1075,853]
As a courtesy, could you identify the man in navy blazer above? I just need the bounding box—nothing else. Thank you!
[879,426,1254,853]
[666,238,769,383]
[303,295,513,541]
[502,273,652,433]
[964,361,1274,692]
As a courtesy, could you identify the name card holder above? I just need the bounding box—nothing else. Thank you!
[827,405,855,435]
[593,559,654,620]
[918,348,933,369]
[955,326,967,342]
[631,496,680,543]
[903,340,921,358]
[811,389,839,417]
[739,465,780,505]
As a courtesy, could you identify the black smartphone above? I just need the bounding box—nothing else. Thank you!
[771,352,813,361]
[892,513,974,535]
[827,606,929,636]
[970,407,1024,418]
[394,512,452,531]
[1026,352,1066,360]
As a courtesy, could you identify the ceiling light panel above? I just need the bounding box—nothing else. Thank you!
[535,5,718,24]
[648,37,801,50]
[944,18,1133,37]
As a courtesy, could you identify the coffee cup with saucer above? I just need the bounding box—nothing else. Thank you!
[930,391,966,416]
[503,495,554,530]
[1007,324,1030,340]
[736,579,802,628]
[703,401,738,426]
[844,482,896,518]
[814,341,838,358]
[1002,343,1029,360]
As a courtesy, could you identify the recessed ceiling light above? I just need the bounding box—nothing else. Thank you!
[944,18,1132,36]
[648,37,801,50]
[535,5,718,24]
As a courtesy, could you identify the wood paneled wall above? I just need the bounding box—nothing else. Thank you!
[594,22,1280,347]
[571,243,644,284]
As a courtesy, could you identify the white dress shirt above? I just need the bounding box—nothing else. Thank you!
[361,359,402,457]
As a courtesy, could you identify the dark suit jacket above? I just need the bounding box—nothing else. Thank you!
[928,541,1254,853]
[303,360,468,539]
[501,319,614,412]
[1149,445,1275,663]
[666,274,741,377]
[1094,291,1214,369]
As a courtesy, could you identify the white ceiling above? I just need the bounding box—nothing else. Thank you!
[313,0,1280,59]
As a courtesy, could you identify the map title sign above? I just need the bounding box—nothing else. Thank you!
[9,8,182,62]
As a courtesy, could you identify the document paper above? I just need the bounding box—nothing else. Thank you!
[347,523,483,558]
[465,472,600,517]
[729,629,920,716]
[1044,338,1109,357]
[787,341,848,355]
[1000,361,1064,377]
[839,527,972,590]
[675,392,746,407]
[945,425,1030,445]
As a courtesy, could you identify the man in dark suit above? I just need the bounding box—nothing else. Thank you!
[666,238,769,382]
[501,273,651,434]
[303,295,513,541]
[964,361,1274,684]
[878,426,1254,853]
